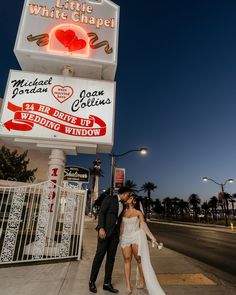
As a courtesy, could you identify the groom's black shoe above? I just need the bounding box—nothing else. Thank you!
[89,281,97,293]
[103,283,119,293]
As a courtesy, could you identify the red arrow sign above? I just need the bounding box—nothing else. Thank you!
[4,120,34,131]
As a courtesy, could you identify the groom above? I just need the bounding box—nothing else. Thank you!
[89,186,131,293]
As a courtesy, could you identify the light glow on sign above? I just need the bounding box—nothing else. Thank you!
[47,23,90,57]
[28,1,115,29]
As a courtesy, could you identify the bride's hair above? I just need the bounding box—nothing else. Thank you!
[123,194,146,220]
[130,194,144,213]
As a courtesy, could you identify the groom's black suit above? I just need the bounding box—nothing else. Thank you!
[90,194,123,285]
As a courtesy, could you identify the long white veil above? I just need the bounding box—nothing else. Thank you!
[137,228,166,295]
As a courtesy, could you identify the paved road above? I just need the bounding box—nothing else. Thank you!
[148,221,236,277]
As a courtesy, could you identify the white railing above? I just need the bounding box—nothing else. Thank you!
[0,181,87,264]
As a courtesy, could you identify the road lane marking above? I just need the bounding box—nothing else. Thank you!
[150,220,236,234]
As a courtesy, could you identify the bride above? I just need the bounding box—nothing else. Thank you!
[120,195,166,295]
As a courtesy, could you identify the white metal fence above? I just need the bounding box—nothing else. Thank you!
[0,181,87,264]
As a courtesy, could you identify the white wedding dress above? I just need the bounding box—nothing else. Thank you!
[120,216,166,295]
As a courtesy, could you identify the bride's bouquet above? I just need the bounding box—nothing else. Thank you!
[152,241,164,250]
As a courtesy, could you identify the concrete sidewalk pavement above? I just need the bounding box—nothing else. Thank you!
[0,217,235,295]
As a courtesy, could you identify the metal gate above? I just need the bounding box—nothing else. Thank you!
[0,181,87,265]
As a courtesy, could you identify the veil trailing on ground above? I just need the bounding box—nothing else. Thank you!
[137,228,166,295]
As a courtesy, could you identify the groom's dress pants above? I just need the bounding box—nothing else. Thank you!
[90,225,119,284]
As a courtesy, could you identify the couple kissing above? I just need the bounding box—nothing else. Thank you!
[89,186,166,295]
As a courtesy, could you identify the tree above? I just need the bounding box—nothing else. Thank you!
[141,182,157,217]
[201,202,210,220]
[90,159,104,203]
[229,193,236,217]
[125,180,138,192]
[152,198,163,214]
[162,197,171,217]
[188,194,201,219]
[178,199,189,218]
[0,146,37,182]
[171,197,180,219]
[224,193,231,216]
[208,196,218,220]
[141,182,157,198]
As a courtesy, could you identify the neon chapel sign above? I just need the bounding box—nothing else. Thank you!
[28,0,116,29]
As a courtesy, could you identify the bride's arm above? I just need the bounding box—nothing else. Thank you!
[138,211,157,243]
[120,218,124,238]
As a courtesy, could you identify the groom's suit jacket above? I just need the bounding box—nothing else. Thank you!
[97,195,123,237]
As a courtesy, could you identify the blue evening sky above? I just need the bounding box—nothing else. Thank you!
[1,0,236,201]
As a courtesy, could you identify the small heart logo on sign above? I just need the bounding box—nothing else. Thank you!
[52,85,74,103]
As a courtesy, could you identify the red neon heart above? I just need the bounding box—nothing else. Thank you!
[68,37,86,52]
[55,29,75,47]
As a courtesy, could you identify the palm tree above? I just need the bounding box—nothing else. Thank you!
[90,159,104,203]
[141,182,157,198]
[178,199,189,219]
[201,202,210,221]
[153,198,163,214]
[229,193,236,217]
[162,197,171,218]
[171,197,180,219]
[125,180,138,192]
[141,182,157,217]
[188,194,201,220]
[224,193,231,215]
[208,196,218,220]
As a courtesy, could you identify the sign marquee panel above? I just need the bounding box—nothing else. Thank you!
[114,167,125,189]
[0,70,115,150]
[64,166,89,182]
[14,0,119,79]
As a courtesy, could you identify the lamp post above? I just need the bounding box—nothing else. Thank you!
[110,147,148,196]
[202,176,234,226]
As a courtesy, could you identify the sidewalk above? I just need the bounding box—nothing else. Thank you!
[0,217,235,295]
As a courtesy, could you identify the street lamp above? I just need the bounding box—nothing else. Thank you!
[202,176,234,226]
[110,147,148,196]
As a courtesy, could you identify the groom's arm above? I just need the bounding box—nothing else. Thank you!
[97,196,110,232]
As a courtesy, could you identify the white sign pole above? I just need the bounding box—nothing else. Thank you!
[47,66,73,239]
[47,149,65,240]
